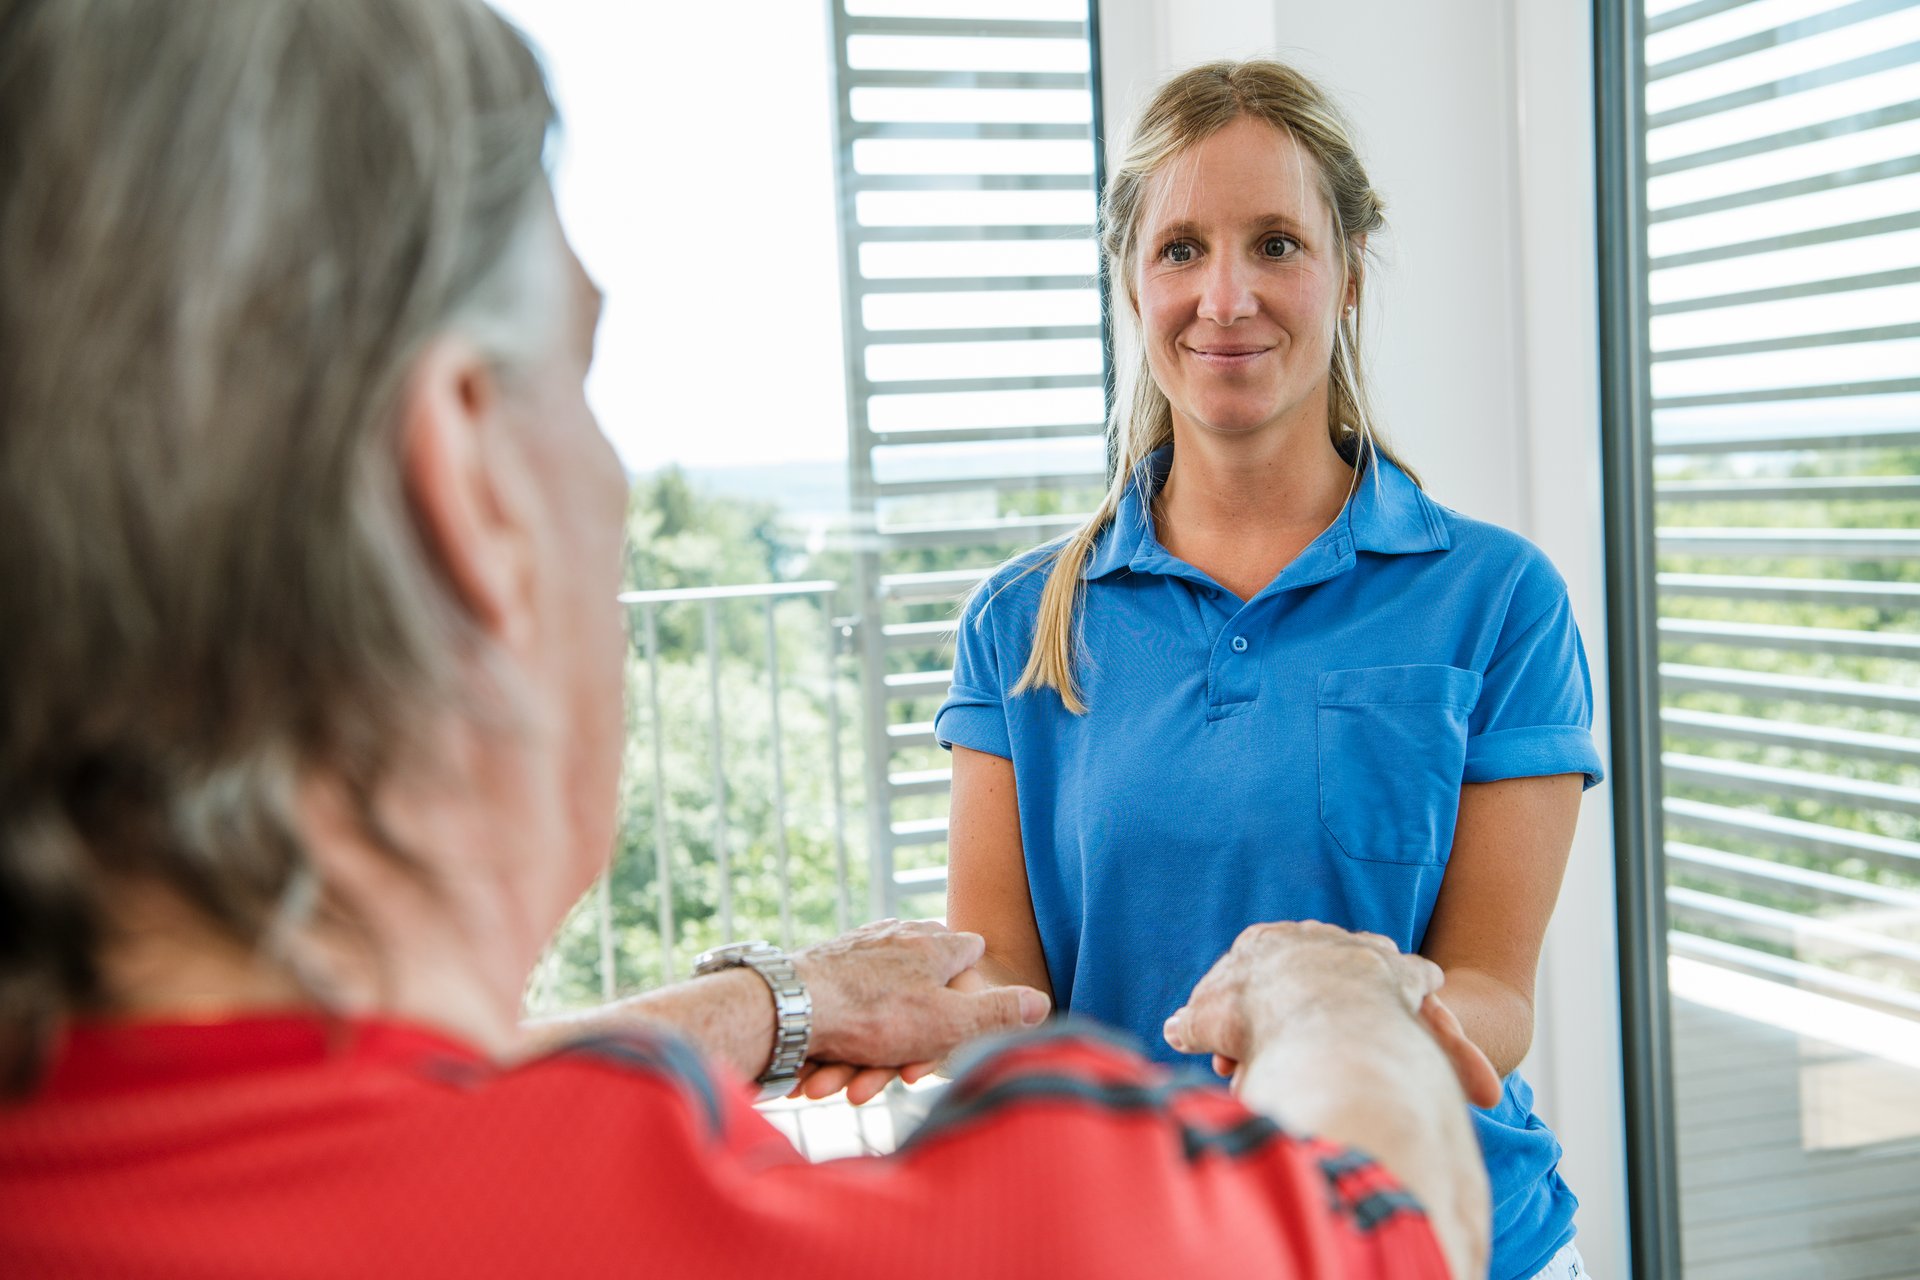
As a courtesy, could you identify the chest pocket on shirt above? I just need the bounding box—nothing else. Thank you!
[1317,665,1481,865]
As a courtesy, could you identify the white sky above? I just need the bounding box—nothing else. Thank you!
[489,0,851,473]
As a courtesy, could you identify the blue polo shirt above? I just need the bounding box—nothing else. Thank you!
[935,446,1604,1280]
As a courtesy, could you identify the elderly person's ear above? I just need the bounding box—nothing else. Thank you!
[401,338,542,644]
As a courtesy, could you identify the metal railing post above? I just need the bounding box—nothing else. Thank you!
[703,599,733,942]
[764,598,794,949]
[646,602,674,980]
[596,873,615,1001]
[823,608,853,933]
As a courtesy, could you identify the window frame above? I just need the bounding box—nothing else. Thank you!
[1594,0,1685,1274]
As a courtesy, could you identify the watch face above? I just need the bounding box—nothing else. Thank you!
[693,941,773,974]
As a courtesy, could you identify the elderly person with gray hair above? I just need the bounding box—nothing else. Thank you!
[0,2,1497,1276]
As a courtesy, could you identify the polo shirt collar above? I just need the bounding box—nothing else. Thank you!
[1081,446,1171,580]
[1343,441,1452,555]
[1081,441,1448,583]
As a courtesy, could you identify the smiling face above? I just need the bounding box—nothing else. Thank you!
[1132,116,1354,446]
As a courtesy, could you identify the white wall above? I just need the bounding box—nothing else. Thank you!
[1098,4,1630,1276]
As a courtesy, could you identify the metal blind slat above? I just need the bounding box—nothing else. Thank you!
[1643,0,1920,1122]
[1650,210,1920,270]
[1647,0,1919,82]
[1654,319,1920,362]
[1653,374,1920,407]
[826,3,1106,917]
[1650,264,1920,314]
[1650,0,1760,38]
[1649,152,1920,223]
[1647,40,1920,131]
[1662,706,1920,764]
[1650,99,1920,176]
[1658,662,1920,712]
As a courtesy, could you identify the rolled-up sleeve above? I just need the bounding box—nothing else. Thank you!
[1464,589,1606,790]
[935,589,1012,760]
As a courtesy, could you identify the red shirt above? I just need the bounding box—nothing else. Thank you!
[0,1015,1447,1279]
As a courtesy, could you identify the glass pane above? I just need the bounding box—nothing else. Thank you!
[1647,7,1920,117]
[1641,2,1920,1274]
[855,187,1096,225]
[864,336,1103,382]
[1649,174,1920,261]
[867,384,1105,432]
[861,287,1101,330]
[853,137,1095,174]
[1648,64,1920,163]
[499,0,1105,1155]
[845,0,1086,19]
[858,236,1097,278]
[850,87,1093,124]
[846,35,1089,73]
[490,0,861,1008]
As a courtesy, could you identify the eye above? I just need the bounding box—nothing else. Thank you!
[1261,235,1298,259]
[1161,241,1196,265]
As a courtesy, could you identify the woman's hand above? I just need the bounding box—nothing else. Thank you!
[1164,920,1501,1109]
[785,1058,939,1107]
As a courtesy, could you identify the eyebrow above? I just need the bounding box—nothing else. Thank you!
[1149,214,1311,240]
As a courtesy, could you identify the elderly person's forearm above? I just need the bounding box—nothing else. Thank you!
[523,968,781,1080]
[1238,998,1491,1280]
[1165,922,1494,1280]
[522,920,1050,1088]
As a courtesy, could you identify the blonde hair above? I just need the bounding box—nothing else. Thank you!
[0,0,555,1091]
[1008,59,1417,713]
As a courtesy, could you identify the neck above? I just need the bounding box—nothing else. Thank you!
[97,742,566,1059]
[1156,412,1353,542]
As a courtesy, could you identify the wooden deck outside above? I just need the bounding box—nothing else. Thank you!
[1675,995,1920,1280]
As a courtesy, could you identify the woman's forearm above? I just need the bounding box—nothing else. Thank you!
[1435,966,1534,1079]
[967,948,1051,997]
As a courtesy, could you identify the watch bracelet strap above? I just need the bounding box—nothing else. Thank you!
[694,943,812,1098]
[751,950,812,1089]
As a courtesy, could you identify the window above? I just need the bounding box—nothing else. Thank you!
[1603,0,1920,1273]
[496,2,1111,1043]
[825,0,1111,921]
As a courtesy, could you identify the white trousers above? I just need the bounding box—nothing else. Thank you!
[1527,1242,1589,1280]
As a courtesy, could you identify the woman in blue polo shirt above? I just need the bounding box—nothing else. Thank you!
[935,61,1604,1280]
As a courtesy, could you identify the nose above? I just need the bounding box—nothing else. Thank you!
[1195,252,1258,326]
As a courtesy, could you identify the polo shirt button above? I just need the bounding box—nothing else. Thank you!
[1230,635,1249,653]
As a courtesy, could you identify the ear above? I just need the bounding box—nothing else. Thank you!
[399,339,537,645]
[1345,233,1367,311]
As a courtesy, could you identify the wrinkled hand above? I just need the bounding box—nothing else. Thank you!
[1163,920,1501,1109]
[788,919,1050,1105]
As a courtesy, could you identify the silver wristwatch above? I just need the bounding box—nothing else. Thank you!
[692,941,812,1101]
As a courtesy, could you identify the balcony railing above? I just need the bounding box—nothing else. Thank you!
[527,580,858,1011]
[519,545,1920,1036]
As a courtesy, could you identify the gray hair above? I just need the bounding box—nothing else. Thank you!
[0,0,557,1090]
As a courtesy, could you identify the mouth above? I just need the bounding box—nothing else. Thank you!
[1184,345,1272,370]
